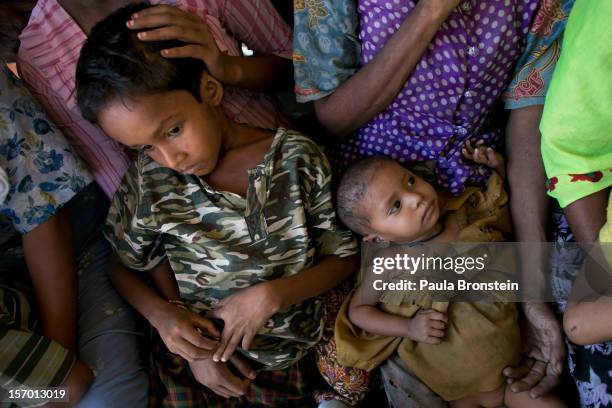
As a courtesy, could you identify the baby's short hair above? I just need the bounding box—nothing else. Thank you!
[336,156,395,236]
[76,2,206,123]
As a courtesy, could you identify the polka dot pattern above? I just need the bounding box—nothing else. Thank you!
[329,0,538,194]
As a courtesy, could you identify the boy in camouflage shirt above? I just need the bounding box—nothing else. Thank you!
[75,4,357,406]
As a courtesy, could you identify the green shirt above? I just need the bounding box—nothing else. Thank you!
[105,128,357,369]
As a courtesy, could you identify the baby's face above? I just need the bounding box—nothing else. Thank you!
[362,161,441,243]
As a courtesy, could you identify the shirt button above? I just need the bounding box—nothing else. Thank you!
[467,46,477,56]
[461,2,471,11]
[457,127,468,136]
[464,90,473,98]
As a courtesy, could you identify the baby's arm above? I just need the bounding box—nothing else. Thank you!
[348,287,447,344]
[462,140,506,179]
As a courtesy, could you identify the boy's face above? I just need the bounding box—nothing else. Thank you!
[97,84,224,176]
[362,161,441,243]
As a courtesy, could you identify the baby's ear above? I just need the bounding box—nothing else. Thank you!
[363,233,383,243]
[199,72,223,106]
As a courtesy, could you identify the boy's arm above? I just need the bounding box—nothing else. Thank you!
[22,209,78,351]
[108,255,220,361]
[211,254,358,362]
[149,260,181,300]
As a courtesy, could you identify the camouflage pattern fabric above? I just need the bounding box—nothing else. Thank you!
[105,128,357,370]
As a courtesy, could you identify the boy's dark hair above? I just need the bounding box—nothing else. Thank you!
[76,2,206,123]
[336,156,395,236]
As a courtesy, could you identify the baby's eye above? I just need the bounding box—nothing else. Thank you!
[136,144,154,152]
[389,200,401,215]
[407,175,416,187]
[167,125,182,139]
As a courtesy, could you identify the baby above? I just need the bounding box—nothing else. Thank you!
[333,142,565,408]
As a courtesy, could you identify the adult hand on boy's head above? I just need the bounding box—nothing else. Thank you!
[211,282,282,363]
[126,5,229,83]
[189,354,255,398]
[503,302,565,399]
[153,302,221,362]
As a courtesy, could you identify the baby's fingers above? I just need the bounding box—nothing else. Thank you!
[428,328,445,338]
[424,336,443,345]
[428,311,448,323]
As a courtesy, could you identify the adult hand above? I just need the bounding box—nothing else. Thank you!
[211,282,282,363]
[503,302,565,398]
[151,302,220,362]
[189,354,256,398]
[127,5,229,82]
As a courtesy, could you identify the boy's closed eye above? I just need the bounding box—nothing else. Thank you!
[389,200,401,216]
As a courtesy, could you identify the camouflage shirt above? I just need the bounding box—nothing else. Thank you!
[105,128,357,369]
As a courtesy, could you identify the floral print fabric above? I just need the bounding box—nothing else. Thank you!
[0,63,91,243]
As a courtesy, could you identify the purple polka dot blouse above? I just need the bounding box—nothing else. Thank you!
[329,0,539,194]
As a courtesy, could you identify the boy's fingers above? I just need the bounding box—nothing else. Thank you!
[230,354,257,380]
[193,315,221,339]
[241,329,256,351]
[182,328,218,352]
[528,374,559,399]
[221,332,242,362]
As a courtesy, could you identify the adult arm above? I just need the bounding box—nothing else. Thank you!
[314,0,462,138]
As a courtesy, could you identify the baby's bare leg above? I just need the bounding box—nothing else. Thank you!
[449,385,504,408]
[504,384,566,408]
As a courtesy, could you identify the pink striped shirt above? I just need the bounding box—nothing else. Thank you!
[18,0,292,198]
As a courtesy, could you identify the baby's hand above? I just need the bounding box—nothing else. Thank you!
[405,309,447,344]
[462,140,503,170]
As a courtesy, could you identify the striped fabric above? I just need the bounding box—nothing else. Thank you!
[0,278,76,408]
[17,0,292,198]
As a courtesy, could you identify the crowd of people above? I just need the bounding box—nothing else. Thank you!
[0,0,610,407]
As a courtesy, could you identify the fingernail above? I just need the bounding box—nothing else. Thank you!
[221,357,227,362]
[131,13,139,18]
[137,32,146,39]
[249,372,256,379]
[126,20,134,27]
[161,49,169,55]
[212,355,219,362]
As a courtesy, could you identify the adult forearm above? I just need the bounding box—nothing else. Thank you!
[315,1,458,138]
[272,255,357,310]
[23,211,77,351]
[223,54,290,90]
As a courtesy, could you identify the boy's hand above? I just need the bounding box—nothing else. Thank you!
[210,282,282,363]
[462,139,502,168]
[189,354,256,398]
[405,309,447,344]
[127,5,229,83]
[152,302,220,362]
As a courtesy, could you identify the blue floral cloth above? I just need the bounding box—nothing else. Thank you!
[0,63,91,242]
[293,0,360,103]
